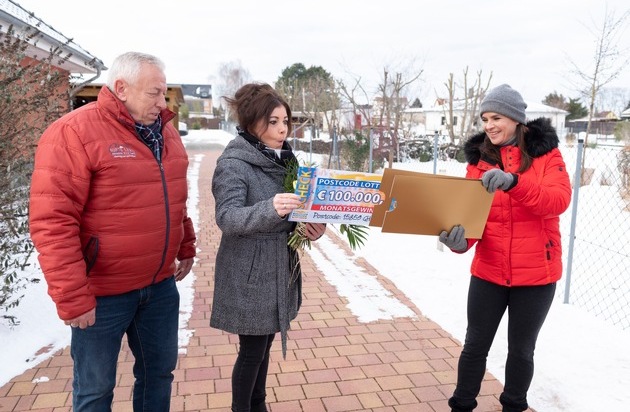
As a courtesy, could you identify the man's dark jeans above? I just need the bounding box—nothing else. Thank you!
[70,276,179,411]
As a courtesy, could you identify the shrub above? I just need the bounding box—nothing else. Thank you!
[618,146,630,191]
[0,25,70,325]
[340,132,371,172]
[613,122,630,143]
[404,139,434,162]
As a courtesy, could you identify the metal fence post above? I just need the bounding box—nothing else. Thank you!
[433,130,439,175]
[368,129,374,173]
[564,138,584,304]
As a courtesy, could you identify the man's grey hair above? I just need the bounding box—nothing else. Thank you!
[106,52,165,90]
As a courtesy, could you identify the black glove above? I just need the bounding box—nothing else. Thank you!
[438,225,467,252]
[481,169,514,193]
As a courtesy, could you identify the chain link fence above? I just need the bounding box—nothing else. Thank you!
[558,141,629,330]
[298,132,630,330]
[395,137,630,330]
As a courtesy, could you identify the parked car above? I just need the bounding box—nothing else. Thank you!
[179,121,188,136]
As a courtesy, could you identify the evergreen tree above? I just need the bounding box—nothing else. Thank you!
[566,98,589,120]
[542,91,568,110]
[275,63,337,112]
[410,98,423,108]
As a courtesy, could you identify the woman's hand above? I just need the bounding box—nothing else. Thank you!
[273,193,301,217]
[481,169,515,193]
[305,223,327,240]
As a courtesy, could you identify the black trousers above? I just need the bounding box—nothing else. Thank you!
[449,276,556,412]
[231,333,275,412]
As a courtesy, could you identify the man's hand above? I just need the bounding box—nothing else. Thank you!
[175,258,194,281]
[64,307,96,329]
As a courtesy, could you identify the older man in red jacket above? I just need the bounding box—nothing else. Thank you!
[29,51,196,412]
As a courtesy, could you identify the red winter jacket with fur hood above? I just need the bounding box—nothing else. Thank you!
[29,86,196,320]
[460,117,571,286]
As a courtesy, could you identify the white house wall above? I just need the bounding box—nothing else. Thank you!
[420,101,568,139]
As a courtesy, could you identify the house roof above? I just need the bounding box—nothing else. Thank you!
[524,102,568,114]
[420,100,568,115]
[0,0,106,74]
[568,115,620,123]
[181,84,212,99]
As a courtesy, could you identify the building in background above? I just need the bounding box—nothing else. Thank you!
[181,84,220,129]
[73,84,186,129]
[422,100,568,139]
[0,0,106,113]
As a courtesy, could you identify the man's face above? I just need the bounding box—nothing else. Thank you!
[115,63,167,125]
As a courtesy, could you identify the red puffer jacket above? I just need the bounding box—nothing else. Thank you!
[461,118,572,286]
[29,87,196,320]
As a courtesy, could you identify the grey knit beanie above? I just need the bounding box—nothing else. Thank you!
[479,84,527,124]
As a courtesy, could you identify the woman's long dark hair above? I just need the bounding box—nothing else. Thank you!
[223,83,292,137]
[479,124,532,173]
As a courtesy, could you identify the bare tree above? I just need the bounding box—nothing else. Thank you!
[568,6,630,181]
[462,69,492,139]
[216,60,251,118]
[444,73,456,142]
[275,64,340,165]
[298,76,340,168]
[376,68,423,168]
[337,76,374,135]
[442,67,493,143]
[597,86,630,116]
[337,76,377,170]
[338,64,422,170]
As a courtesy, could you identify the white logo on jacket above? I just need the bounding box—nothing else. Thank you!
[109,143,137,158]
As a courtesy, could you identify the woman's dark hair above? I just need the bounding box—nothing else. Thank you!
[223,83,292,137]
[480,123,532,173]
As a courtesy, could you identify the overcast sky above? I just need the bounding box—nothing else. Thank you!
[14,0,630,107]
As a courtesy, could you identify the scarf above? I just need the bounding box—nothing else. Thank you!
[237,127,296,167]
[135,116,164,162]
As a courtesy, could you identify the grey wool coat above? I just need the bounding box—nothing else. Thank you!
[210,135,301,357]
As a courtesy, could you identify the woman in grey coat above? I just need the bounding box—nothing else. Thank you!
[211,83,326,412]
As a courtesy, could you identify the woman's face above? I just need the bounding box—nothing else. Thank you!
[254,105,289,149]
[481,112,519,145]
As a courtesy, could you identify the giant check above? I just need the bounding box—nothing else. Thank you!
[288,166,383,226]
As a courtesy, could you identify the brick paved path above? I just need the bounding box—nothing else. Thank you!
[0,146,519,412]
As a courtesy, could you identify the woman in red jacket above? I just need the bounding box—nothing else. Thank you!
[439,84,572,412]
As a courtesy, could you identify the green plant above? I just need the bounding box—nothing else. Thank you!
[1,25,68,325]
[613,122,630,143]
[340,132,371,172]
[179,104,189,120]
[618,146,630,191]
[405,139,434,162]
